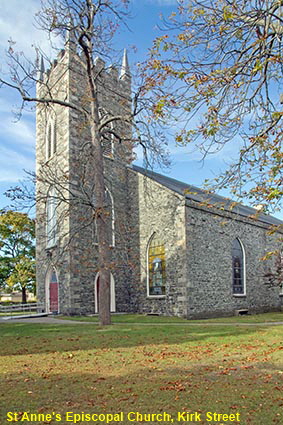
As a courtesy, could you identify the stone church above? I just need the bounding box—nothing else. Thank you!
[36,42,283,319]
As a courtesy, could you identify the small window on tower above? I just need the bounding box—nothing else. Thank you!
[46,187,58,248]
[47,123,52,159]
[46,115,57,160]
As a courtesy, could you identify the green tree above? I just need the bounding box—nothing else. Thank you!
[0,257,12,292]
[144,0,283,212]
[0,210,35,303]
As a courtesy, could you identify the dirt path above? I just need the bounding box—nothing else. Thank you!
[0,315,92,325]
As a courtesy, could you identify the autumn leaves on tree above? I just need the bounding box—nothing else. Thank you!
[144,0,283,212]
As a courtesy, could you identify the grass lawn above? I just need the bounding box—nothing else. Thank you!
[57,311,283,324]
[1,315,283,424]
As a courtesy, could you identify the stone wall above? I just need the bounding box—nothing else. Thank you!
[185,203,283,318]
[126,168,283,319]
[36,47,72,314]
[36,44,134,315]
[129,169,188,317]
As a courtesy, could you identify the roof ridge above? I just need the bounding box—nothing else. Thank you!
[131,164,283,227]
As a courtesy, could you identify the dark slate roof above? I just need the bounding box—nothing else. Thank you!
[132,164,283,227]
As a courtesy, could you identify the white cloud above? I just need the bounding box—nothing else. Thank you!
[0,0,62,70]
[2,119,35,151]
[0,146,34,183]
[0,93,35,152]
[0,1,41,53]
[0,93,35,185]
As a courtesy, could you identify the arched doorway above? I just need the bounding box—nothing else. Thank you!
[46,268,59,313]
[94,273,116,313]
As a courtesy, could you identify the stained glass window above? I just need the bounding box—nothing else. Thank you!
[148,235,166,296]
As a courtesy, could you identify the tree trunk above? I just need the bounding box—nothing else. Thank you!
[79,34,112,325]
[98,265,111,325]
[22,286,27,304]
[90,114,112,326]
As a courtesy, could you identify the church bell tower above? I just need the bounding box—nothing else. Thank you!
[35,42,134,315]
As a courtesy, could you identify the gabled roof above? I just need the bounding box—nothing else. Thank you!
[132,164,283,227]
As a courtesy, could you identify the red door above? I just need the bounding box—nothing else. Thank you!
[49,270,59,313]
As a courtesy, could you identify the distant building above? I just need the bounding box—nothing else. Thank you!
[36,42,283,318]
[0,292,36,303]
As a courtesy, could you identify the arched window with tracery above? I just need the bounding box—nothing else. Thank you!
[232,238,246,295]
[147,234,166,297]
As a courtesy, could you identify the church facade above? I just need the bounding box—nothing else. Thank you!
[36,43,283,319]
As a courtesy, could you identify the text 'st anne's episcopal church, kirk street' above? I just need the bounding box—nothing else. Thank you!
[36,40,283,320]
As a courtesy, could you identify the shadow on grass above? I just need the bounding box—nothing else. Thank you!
[1,351,282,425]
[0,321,273,357]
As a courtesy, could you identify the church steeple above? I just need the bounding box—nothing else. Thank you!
[65,20,77,53]
[120,49,131,81]
[38,55,45,83]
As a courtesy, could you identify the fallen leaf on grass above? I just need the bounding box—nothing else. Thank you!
[160,381,186,391]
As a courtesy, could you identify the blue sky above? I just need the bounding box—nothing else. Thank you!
[0,0,279,218]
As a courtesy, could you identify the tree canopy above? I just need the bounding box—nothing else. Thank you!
[145,0,283,212]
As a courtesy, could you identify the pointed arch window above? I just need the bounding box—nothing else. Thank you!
[46,187,58,248]
[147,234,166,297]
[232,238,246,295]
[46,115,57,160]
